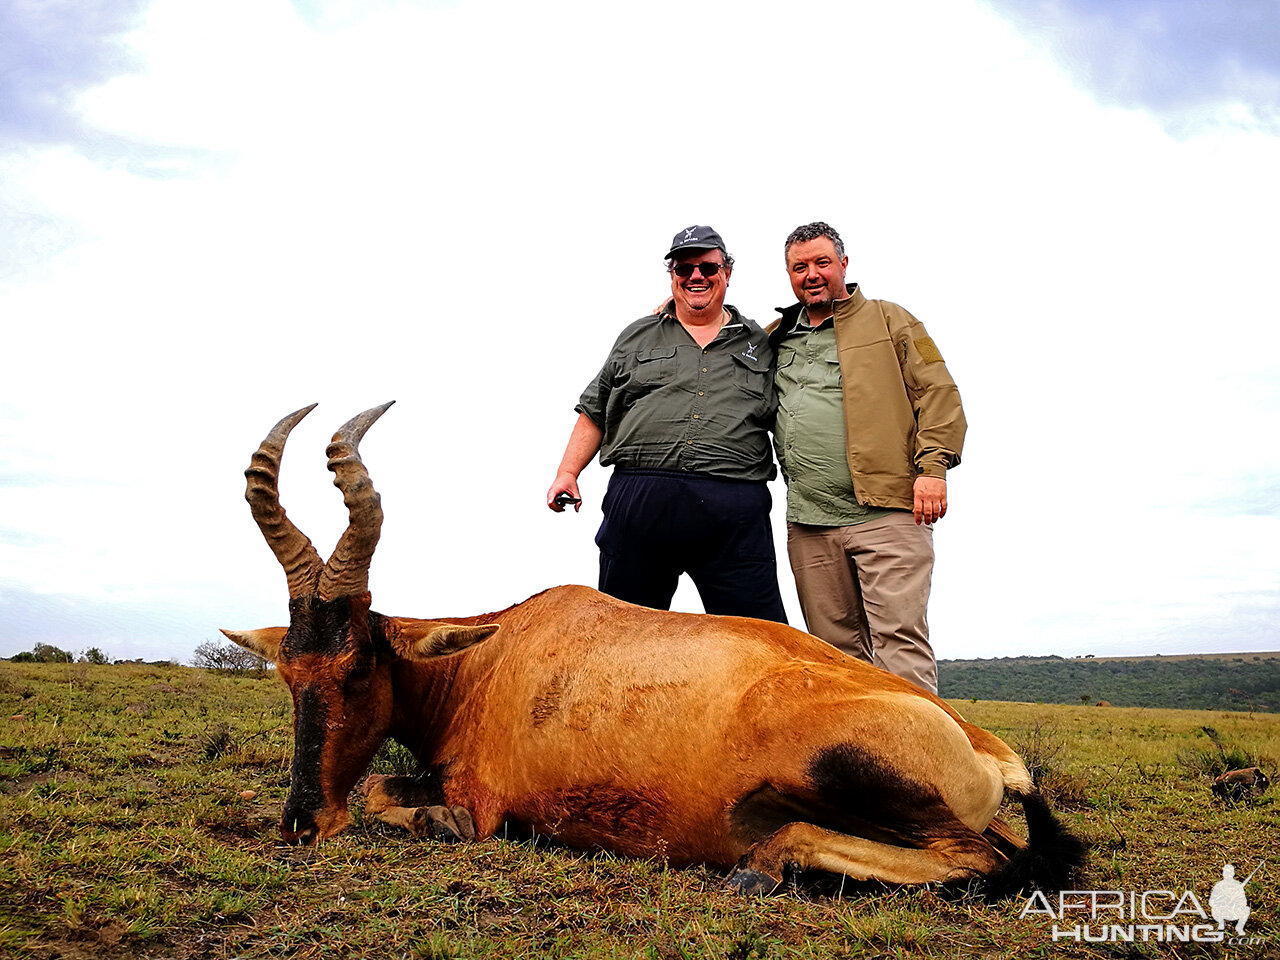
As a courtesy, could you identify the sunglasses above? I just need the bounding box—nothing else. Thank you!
[671,261,726,278]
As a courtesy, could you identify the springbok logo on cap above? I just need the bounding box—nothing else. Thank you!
[666,224,727,259]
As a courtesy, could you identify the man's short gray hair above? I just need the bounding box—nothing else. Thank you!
[785,222,844,260]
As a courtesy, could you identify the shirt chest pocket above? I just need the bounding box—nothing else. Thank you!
[632,346,677,384]
[730,352,771,399]
[821,356,843,389]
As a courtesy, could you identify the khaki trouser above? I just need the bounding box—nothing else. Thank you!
[786,512,937,694]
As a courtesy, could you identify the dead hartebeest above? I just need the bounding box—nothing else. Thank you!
[224,403,1084,895]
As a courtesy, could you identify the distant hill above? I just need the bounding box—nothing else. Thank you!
[938,651,1280,712]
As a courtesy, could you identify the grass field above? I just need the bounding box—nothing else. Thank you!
[2,661,1277,959]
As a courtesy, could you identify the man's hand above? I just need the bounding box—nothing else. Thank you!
[547,473,583,513]
[549,413,602,513]
[913,476,947,525]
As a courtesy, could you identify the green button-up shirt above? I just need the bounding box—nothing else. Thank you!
[774,314,891,525]
[576,306,776,481]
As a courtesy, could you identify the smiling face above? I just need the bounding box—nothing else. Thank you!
[786,237,848,319]
[669,250,730,315]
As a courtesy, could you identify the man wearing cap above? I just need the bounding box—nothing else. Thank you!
[767,221,966,694]
[547,225,787,623]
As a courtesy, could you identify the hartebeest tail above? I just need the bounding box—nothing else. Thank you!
[226,404,1088,896]
[984,793,1088,899]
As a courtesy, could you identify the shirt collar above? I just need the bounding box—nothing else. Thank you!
[786,311,835,336]
[659,303,747,338]
[773,282,860,334]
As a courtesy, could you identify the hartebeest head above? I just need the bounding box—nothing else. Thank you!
[222,404,497,845]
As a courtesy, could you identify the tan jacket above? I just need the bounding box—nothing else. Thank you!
[766,285,966,511]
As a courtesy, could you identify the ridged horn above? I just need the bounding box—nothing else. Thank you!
[246,404,324,599]
[317,401,394,601]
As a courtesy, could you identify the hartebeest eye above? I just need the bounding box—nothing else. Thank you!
[341,659,374,697]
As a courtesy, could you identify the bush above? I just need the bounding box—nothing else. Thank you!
[9,643,74,663]
[80,647,109,665]
[1012,720,1091,810]
[191,641,270,674]
[200,724,234,761]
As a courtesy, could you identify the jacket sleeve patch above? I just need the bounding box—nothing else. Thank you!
[914,337,944,364]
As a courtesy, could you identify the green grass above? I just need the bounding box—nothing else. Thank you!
[1,662,1277,958]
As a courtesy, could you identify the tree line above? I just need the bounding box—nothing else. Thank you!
[938,654,1279,712]
[5,641,266,673]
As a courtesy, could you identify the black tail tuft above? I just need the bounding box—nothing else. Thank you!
[983,793,1088,901]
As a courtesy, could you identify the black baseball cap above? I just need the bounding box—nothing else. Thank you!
[665,225,726,259]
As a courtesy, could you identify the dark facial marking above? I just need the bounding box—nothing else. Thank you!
[283,595,357,656]
[282,685,328,835]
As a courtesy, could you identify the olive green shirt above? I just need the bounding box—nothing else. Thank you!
[774,314,892,525]
[576,306,776,481]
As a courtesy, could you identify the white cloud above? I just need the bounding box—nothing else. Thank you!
[981,0,1280,135]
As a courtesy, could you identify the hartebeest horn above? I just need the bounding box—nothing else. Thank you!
[246,404,325,599]
[317,401,394,601]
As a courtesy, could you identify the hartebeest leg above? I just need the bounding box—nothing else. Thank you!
[982,815,1027,859]
[362,773,433,809]
[361,775,476,842]
[727,822,1003,895]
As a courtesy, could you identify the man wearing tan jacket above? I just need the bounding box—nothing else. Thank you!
[766,222,966,693]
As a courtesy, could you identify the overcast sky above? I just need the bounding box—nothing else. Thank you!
[2,0,1277,664]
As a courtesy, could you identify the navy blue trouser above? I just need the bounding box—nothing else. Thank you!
[595,470,788,624]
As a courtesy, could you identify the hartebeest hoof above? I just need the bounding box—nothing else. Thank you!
[726,867,782,897]
[409,805,476,842]
[448,806,476,840]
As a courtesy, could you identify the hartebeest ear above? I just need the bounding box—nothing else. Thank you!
[392,621,501,661]
[220,626,287,661]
